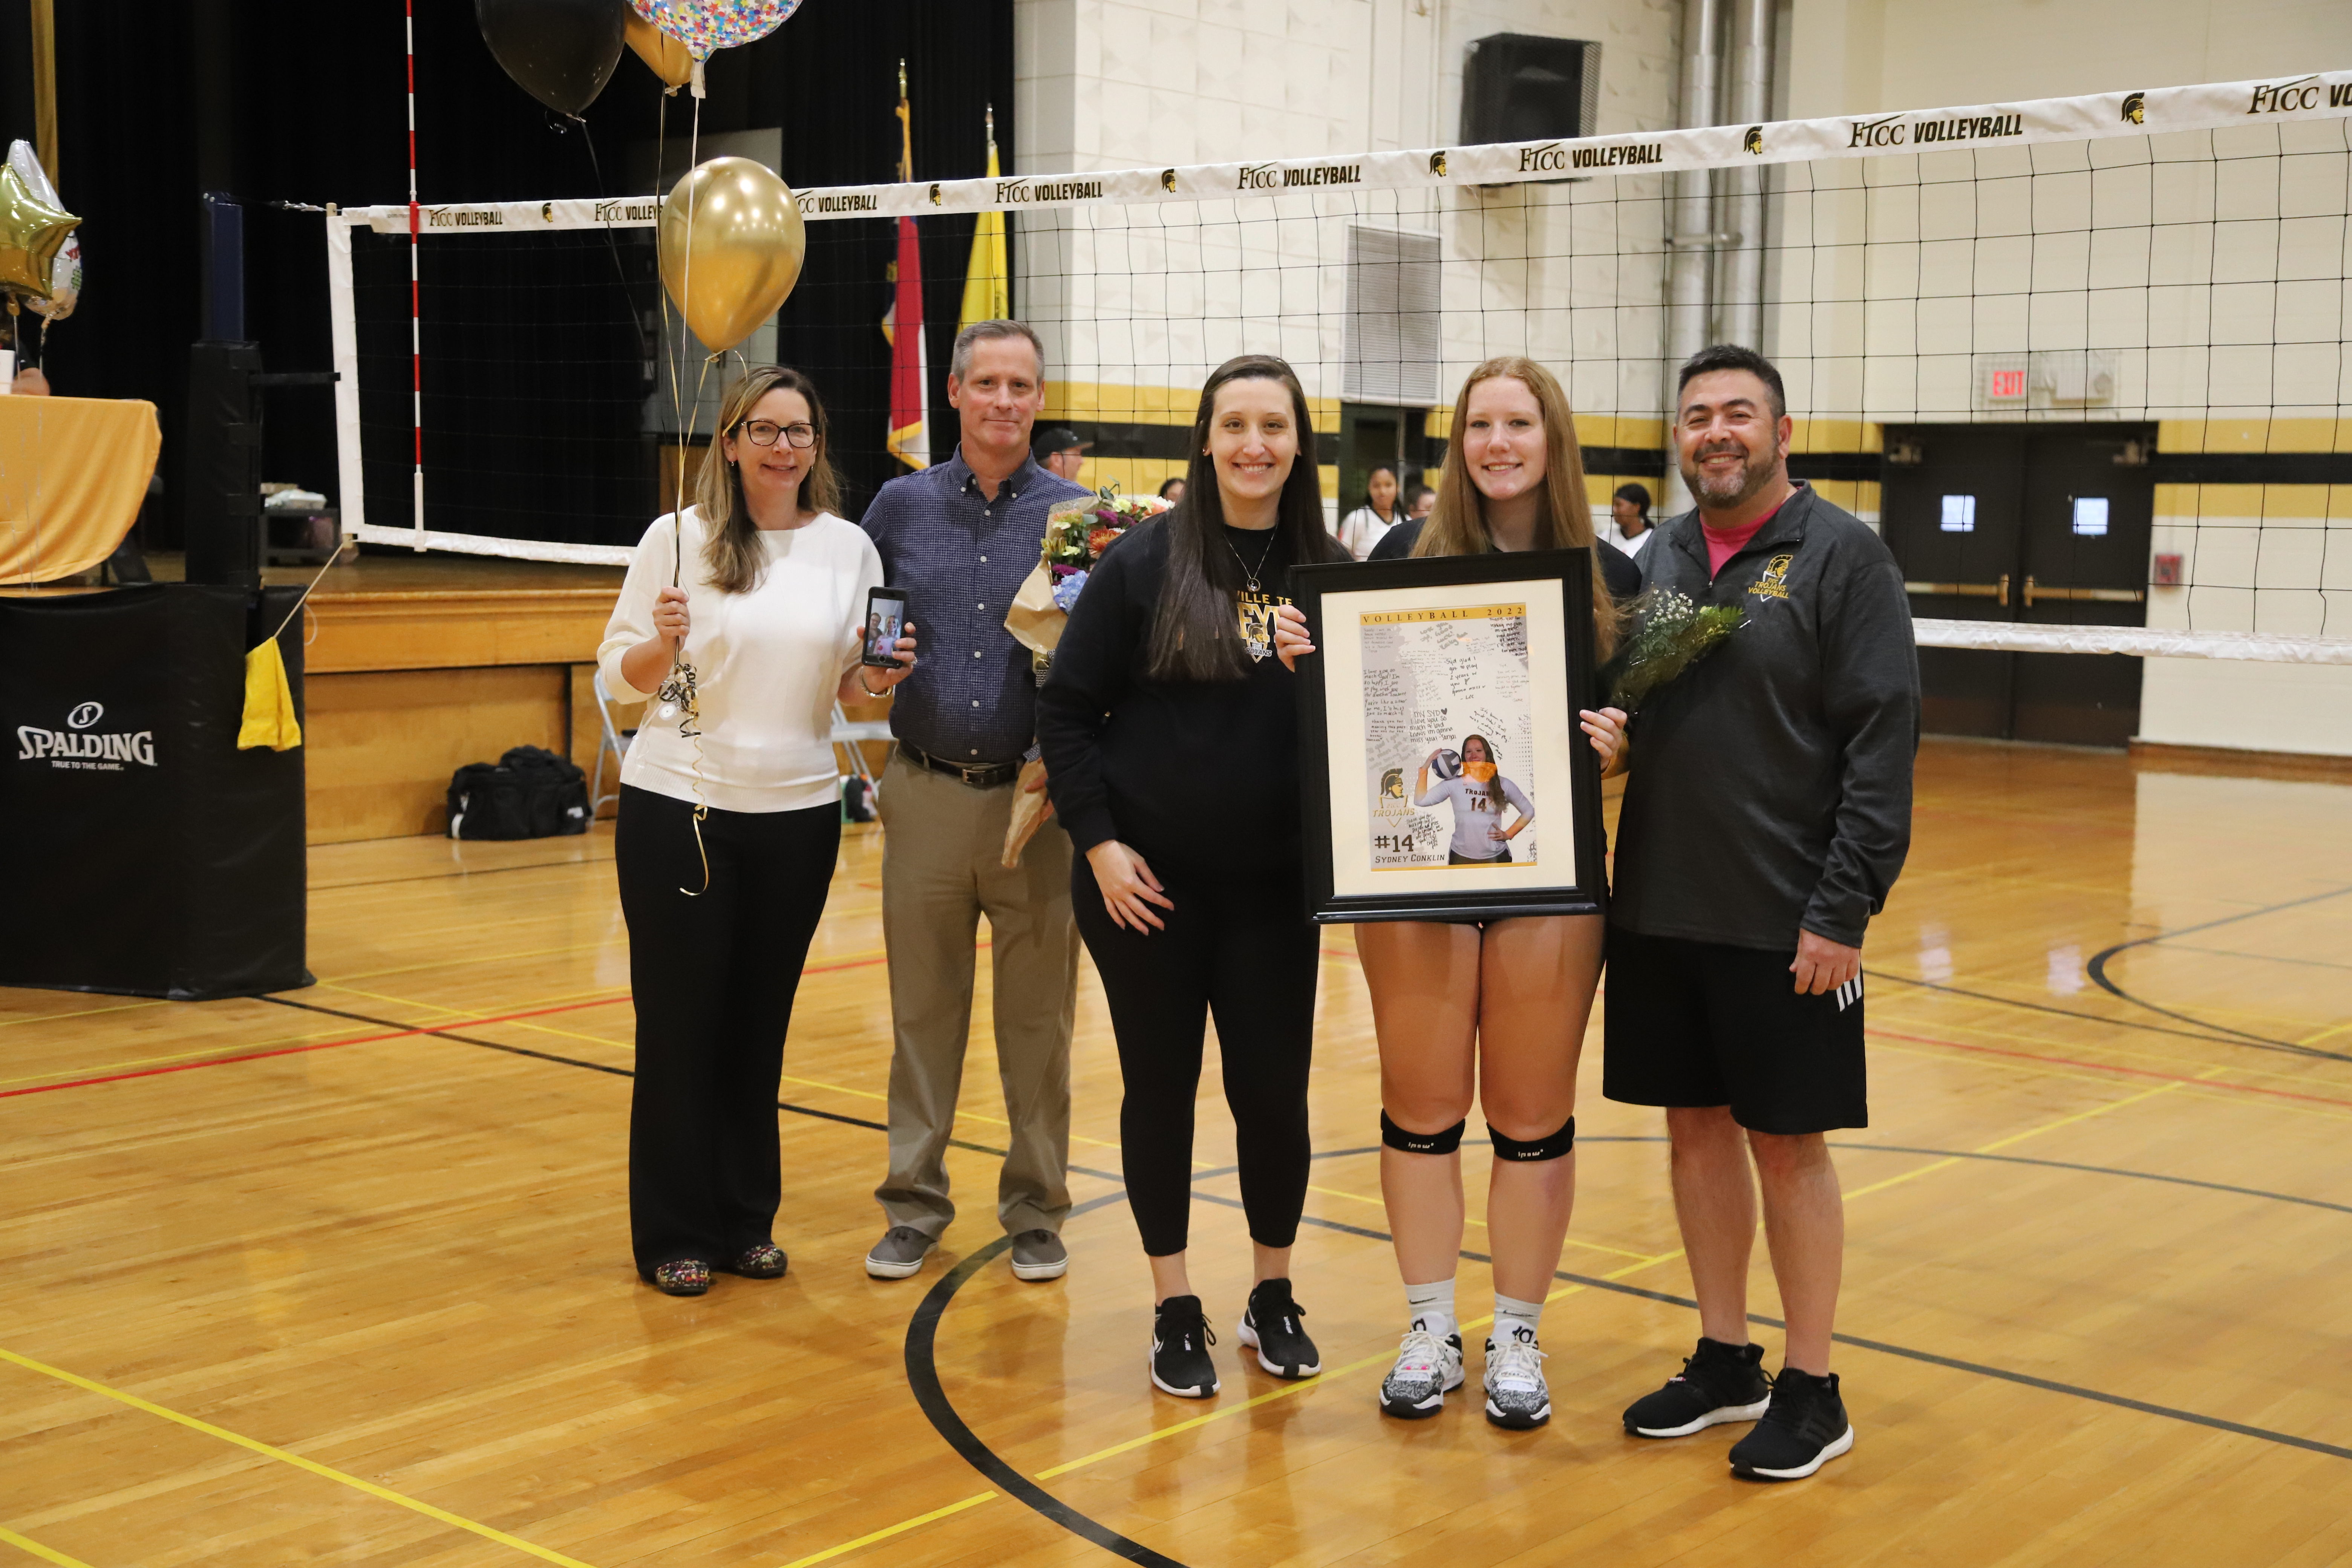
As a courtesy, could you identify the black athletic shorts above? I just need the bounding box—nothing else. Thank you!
[1602,925,1867,1134]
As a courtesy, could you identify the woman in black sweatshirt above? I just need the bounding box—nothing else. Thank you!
[1037,354,1348,1401]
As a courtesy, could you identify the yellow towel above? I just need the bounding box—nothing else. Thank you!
[237,638,303,750]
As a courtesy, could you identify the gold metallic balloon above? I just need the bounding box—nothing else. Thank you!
[624,9,694,89]
[659,156,804,354]
[0,162,78,302]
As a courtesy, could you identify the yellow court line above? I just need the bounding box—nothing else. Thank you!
[317,982,481,1021]
[0,1526,93,1568]
[0,1347,599,1568]
[774,1491,996,1568]
[0,998,167,1031]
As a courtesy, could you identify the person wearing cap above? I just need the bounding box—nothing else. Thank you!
[858,320,1092,1288]
[1036,425,1090,484]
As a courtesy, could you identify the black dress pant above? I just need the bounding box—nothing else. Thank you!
[1073,853,1319,1257]
[617,785,839,1277]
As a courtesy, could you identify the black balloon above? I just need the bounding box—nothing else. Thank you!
[475,0,628,117]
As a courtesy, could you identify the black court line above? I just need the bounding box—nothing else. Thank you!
[255,994,2352,1564]
[2087,885,2352,1055]
[1868,970,2352,1062]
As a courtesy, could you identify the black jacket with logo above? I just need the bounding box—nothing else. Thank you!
[1611,483,1919,951]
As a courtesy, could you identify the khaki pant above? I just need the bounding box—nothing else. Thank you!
[874,756,1078,1239]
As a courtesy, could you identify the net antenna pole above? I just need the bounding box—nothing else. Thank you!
[404,0,424,550]
[1662,0,1725,513]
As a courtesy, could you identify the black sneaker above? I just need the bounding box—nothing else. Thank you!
[1622,1337,1771,1438]
[1150,1294,1220,1398]
[1236,1279,1321,1379]
[1729,1369,1853,1481]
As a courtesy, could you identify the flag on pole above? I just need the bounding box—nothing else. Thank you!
[884,61,929,470]
[959,104,1010,332]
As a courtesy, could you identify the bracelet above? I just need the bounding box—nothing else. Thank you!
[856,671,890,698]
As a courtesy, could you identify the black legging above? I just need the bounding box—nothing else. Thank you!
[1073,853,1319,1257]
[617,785,838,1278]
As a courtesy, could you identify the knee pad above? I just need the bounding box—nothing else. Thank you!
[1487,1115,1576,1162]
[1381,1111,1466,1156]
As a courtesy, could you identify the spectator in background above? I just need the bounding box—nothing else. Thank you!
[1406,481,1436,521]
[1036,425,1090,484]
[1611,482,1654,559]
[1158,475,1186,505]
[1335,462,1402,560]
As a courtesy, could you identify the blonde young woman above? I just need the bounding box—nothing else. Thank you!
[599,366,916,1297]
[1276,356,1638,1428]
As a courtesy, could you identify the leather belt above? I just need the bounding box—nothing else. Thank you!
[897,740,1022,790]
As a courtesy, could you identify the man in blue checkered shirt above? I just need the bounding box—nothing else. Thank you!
[857,320,1090,1287]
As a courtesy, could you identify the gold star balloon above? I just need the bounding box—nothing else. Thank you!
[0,161,78,303]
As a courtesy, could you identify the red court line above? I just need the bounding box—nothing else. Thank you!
[1868,1027,2352,1110]
[1,946,918,1101]
[0,995,633,1101]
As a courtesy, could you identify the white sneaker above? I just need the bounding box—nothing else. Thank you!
[1378,1323,1465,1419]
[1484,1327,1551,1429]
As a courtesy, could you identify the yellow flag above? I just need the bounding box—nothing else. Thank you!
[958,115,1009,332]
[238,638,303,751]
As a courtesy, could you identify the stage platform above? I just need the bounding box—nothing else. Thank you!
[135,550,892,844]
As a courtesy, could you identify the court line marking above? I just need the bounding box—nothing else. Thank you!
[774,1491,997,1568]
[1865,995,2352,1096]
[1867,1027,2352,1110]
[0,1346,601,1568]
[0,998,168,1032]
[2086,885,2352,1052]
[0,1024,368,1090]
[1870,969,2352,1064]
[0,1526,93,1568]
[0,995,634,1100]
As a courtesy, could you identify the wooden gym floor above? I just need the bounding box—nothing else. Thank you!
[4,739,2350,1568]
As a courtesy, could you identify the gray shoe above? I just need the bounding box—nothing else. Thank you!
[1008,1228,1068,1281]
[865,1225,937,1279]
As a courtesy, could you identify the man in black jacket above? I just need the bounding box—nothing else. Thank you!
[1604,345,1918,1482]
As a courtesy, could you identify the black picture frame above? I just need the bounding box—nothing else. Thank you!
[1291,548,1606,924]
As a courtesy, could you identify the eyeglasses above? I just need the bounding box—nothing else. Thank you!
[737,419,817,449]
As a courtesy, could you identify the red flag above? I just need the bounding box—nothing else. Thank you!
[886,214,928,468]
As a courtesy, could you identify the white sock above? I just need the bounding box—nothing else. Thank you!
[1405,1278,1457,1337]
[1493,1292,1545,1347]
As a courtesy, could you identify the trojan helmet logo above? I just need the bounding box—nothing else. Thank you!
[540,201,553,222]
[1161,168,1178,193]
[2122,91,2146,125]
[928,184,942,206]
[1429,150,1449,177]
[1742,126,1765,155]
[1380,766,1405,801]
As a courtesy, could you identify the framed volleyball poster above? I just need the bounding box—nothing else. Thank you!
[1290,549,1606,923]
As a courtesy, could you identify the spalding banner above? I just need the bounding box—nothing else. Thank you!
[0,585,309,999]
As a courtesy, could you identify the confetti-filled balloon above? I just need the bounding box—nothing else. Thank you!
[628,0,803,61]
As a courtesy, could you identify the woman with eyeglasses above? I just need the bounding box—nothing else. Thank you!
[599,366,918,1297]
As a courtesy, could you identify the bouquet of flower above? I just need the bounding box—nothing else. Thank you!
[1004,483,1171,675]
[1607,588,1744,712]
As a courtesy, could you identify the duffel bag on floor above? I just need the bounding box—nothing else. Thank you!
[447,746,591,840]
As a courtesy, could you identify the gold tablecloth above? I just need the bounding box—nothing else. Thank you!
[0,395,162,582]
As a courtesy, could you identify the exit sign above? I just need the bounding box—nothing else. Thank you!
[1989,368,2026,398]
[1978,356,2030,405]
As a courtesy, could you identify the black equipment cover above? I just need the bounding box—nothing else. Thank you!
[446,746,592,841]
[0,584,309,999]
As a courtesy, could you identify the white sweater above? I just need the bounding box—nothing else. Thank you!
[598,507,882,813]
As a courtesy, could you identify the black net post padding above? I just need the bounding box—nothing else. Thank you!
[0,584,310,1000]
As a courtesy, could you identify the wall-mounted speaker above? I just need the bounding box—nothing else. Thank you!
[1461,33,1600,148]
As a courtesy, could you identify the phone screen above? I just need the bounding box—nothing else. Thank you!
[863,587,910,667]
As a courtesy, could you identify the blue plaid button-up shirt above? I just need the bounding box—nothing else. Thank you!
[859,446,1090,765]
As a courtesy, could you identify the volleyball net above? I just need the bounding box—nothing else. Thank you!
[323,72,2352,666]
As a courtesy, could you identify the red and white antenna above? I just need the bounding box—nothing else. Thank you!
[405,0,424,547]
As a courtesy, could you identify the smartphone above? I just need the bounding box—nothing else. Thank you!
[862,585,910,667]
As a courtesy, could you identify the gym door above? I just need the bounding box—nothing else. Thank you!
[1880,424,2154,746]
